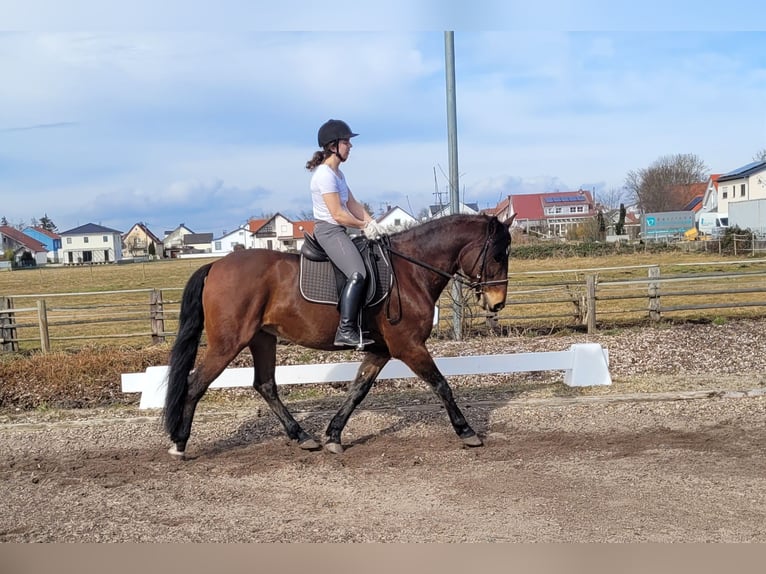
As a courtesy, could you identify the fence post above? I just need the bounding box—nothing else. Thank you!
[37,299,51,353]
[1,297,18,352]
[648,266,661,322]
[585,274,597,334]
[150,289,165,344]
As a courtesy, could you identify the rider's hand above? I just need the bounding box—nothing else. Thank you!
[362,220,385,240]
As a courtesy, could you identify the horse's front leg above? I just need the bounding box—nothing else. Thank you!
[324,352,390,454]
[400,345,482,447]
[249,333,321,450]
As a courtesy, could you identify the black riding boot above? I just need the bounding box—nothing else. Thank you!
[334,272,374,348]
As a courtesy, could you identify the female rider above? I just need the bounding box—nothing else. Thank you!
[305,119,384,348]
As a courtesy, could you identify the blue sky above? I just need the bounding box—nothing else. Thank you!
[1,2,765,237]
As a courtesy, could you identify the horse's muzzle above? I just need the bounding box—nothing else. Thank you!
[488,300,506,313]
[480,291,506,313]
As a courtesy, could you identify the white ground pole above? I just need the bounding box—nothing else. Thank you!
[122,343,611,410]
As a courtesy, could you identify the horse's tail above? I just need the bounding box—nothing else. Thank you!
[163,262,213,438]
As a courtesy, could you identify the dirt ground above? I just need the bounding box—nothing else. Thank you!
[1,389,764,542]
[2,320,766,542]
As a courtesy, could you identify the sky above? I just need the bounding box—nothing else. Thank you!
[1,1,765,238]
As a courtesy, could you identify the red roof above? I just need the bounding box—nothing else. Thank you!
[0,225,48,252]
[510,190,595,221]
[248,218,269,233]
[292,220,315,239]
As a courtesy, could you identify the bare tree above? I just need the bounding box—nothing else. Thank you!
[597,187,630,210]
[754,148,766,162]
[625,153,708,213]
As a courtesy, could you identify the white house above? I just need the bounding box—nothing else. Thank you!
[248,214,295,251]
[212,227,252,255]
[699,174,722,215]
[715,160,766,214]
[59,223,123,265]
[377,205,417,232]
[427,202,480,219]
[162,223,195,258]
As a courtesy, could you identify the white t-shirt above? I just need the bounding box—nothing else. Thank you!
[311,164,350,225]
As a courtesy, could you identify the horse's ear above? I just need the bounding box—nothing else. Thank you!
[503,214,516,227]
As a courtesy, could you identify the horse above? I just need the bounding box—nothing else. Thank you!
[163,213,515,458]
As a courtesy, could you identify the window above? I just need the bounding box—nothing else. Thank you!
[215,241,222,250]
[722,188,728,199]
[66,237,72,244]
[103,235,108,242]
[741,183,746,197]
[555,207,562,214]
[84,236,89,243]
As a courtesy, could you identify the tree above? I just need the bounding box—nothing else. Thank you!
[615,203,626,236]
[0,216,7,226]
[597,187,630,210]
[148,242,156,258]
[38,214,58,232]
[754,149,766,162]
[625,153,708,213]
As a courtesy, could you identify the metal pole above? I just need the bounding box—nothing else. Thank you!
[445,31,460,216]
[445,31,462,340]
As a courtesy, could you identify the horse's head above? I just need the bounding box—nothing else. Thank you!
[459,214,515,313]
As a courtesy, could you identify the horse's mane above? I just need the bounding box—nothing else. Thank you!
[389,213,496,242]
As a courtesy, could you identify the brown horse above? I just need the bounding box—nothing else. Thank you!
[163,213,514,458]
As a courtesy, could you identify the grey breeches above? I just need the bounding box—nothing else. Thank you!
[313,220,367,280]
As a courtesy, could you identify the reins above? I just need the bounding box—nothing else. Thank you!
[377,225,505,324]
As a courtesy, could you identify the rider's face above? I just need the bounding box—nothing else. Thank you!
[336,139,352,160]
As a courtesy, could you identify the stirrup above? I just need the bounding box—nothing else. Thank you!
[334,329,373,349]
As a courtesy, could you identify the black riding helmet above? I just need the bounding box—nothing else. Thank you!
[317,119,358,148]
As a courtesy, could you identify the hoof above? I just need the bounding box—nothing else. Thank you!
[324,442,344,454]
[298,437,321,451]
[168,446,186,460]
[462,434,483,448]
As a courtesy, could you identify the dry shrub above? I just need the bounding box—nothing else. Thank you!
[0,344,172,410]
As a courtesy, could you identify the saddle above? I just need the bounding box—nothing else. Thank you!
[299,233,392,307]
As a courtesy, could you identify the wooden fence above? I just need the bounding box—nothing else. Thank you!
[2,259,766,353]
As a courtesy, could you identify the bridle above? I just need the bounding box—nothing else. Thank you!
[382,225,507,293]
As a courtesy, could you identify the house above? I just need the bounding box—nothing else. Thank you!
[427,202,479,219]
[122,222,164,260]
[699,174,722,214]
[0,225,49,266]
[162,224,195,258]
[286,220,315,252]
[715,160,766,215]
[248,214,295,251]
[182,233,214,254]
[212,227,252,255]
[492,190,597,238]
[377,205,417,232]
[22,226,61,263]
[59,223,123,265]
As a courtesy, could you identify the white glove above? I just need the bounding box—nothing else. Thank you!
[362,220,385,240]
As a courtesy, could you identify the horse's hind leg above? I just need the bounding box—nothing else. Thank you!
[400,345,482,447]
[170,350,237,458]
[249,332,321,450]
[324,352,390,454]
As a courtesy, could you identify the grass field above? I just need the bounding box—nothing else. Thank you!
[1,249,766,351]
